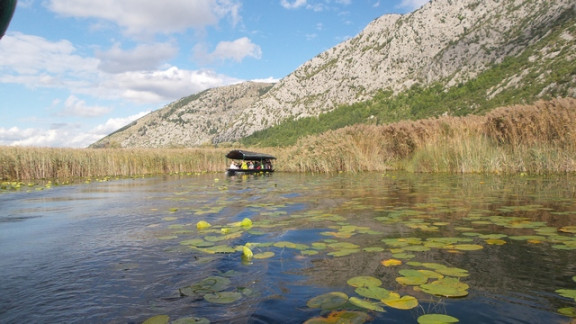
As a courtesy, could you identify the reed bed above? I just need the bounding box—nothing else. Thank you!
[284,98,576,173]
[0,147,229,181]
[2,98,575,181]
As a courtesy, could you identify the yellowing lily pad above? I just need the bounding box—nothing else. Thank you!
[349,297,385,312]
[417,314,460,324]
[485,239,507,245]
[347,276,382,288]
[142,315,170,324]
[559,226,576,233]
[382,259,402,267]
[307,292,349,310]
[254,251,275,259]
[196,221,211,229]
[381,294,418,310]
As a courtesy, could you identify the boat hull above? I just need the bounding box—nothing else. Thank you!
[226,169,274,176]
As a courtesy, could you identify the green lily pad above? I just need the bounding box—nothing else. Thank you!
[143,315,170,324]
[556,289,576,301]
[307,292,349,310]
[435,267,469,278]
[417,314,460,324]
[204,291,243,304]
[451,244,483,251]
[179,276,231,297]
[303,310,371,324]
[355,286,391,300]
[349,297,385,312]
[347,276,382,288]
[420,278,469,298]
[557,307,576,317]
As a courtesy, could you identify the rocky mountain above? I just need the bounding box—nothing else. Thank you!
[91,0,575,148]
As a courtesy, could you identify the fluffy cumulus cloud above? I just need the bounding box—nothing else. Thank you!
[0,111,150,147]
[46,0,241,37]
[60,95,112,117]
[96,42,179,74]
[195,37,262,63]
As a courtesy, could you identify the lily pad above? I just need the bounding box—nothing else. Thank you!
[435,267,469,278]
[420,278,469,298]
[347,276,382,288]
[204,291,243,304]
[417,314,460,324]
[303,310,371,324]
[381,293,418,310]
[556,289,576,301]
[349,297,385,312]
[142,315,170,324]
[381,259,402,267]
[307,292,349,310]
[254,251,275,259]
[355,286,391,300]
[172,317,211,324]
[179,276,231,297]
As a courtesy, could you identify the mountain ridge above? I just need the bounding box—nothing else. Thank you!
[91,0,576,149]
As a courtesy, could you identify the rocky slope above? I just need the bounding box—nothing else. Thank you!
[91,0,575,148]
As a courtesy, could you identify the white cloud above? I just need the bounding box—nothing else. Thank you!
[104,67,242,103]
[96,42,179,73]
[0,33,98,78]
[60,95,112,117]
[0,111,151,147]
[46,0,241,37]
[280,0,307,10]
[201,37,262,63]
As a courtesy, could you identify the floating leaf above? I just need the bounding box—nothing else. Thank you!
[355,286,391,300]
[452,244,483,251]
[420,278,469,298]
[347,276,382,288]
[307,292,349,310]
[560,226,576,234]
[382,259,402,267]
[485,239,507,245]
[254,251,275,259]
[381,293,418,310]
[204,291,242,304]
[349,297,385,312]
[179,276,231,297]
[556,289,576,301]
[240,218,253,227]
[417,314,460,324]
[142,315,170,324]
[196,221,211,229]
[557,307,576,317]
[303,310,371,324]
[435,267,469,278]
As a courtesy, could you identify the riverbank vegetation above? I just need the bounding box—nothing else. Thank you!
[1,98,575,182]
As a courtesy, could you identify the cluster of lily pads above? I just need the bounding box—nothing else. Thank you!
[145,176,576,323]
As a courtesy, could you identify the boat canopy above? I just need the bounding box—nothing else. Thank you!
[226,150,276,161]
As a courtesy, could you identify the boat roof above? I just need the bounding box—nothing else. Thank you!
[226,150,276,161]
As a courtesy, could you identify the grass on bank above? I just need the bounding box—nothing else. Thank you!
[1,98,575,183]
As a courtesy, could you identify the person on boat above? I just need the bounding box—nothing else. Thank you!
[248,162,254,169]
[229,162,238,169]
[241,161,248,169]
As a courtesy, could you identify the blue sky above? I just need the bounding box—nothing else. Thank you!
[0,0,428,148]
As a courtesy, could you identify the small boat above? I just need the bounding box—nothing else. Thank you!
[225,150,276,175]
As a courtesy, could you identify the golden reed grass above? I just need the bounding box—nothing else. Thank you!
[282,98,576,173]
[1,98,575,181]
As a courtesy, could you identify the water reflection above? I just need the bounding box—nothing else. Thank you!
[0,172,575,323]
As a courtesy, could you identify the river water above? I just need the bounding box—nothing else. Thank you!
[1,172,575,323]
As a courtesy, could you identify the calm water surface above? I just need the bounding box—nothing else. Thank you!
[1,172,575,323]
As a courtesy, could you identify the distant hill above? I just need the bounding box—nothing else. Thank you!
[91,0,576,149]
